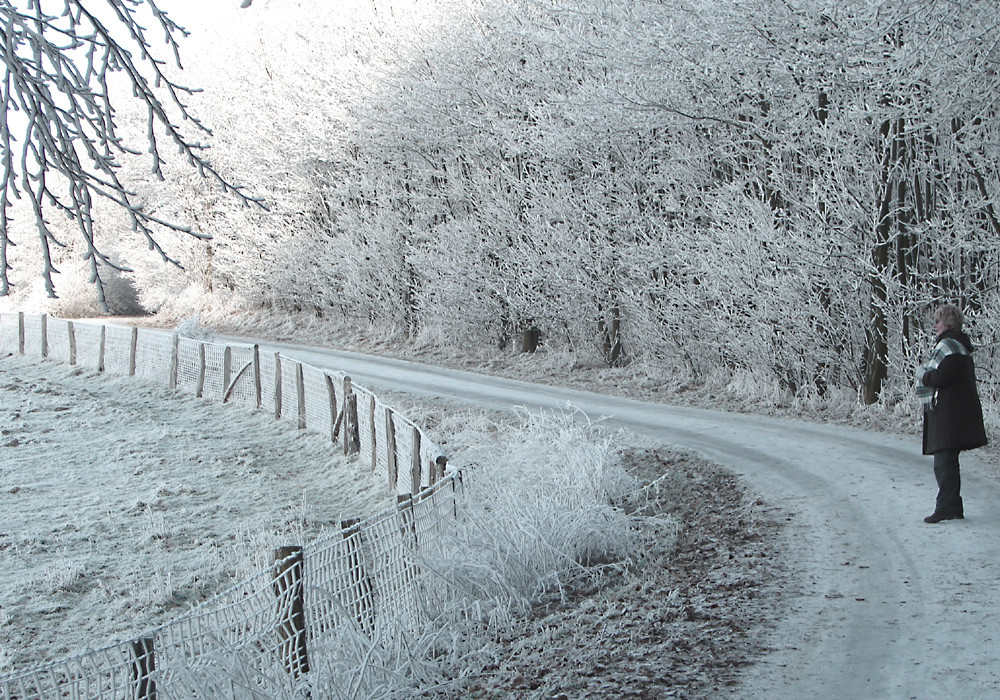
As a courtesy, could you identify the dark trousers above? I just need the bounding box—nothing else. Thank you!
[933,448,963,515]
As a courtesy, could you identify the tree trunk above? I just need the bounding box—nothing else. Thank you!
[598,307,625,367]
[862,266,889,405]
[862,116,904,405]
[520,325,540,353]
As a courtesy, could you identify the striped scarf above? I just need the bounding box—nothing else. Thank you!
[916,337,969,407]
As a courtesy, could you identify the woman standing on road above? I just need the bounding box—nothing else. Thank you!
[915,304,988,523]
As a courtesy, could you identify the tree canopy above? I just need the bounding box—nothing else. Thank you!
[4,0,1000,408]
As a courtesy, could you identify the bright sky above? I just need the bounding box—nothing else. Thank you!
[158,0,251,48]
[164,0,242,29]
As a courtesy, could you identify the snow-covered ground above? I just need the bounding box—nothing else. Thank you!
[0,355,392,673]
[7,315,1000,697]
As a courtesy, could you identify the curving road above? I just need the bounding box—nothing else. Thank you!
[233,336,1000,698]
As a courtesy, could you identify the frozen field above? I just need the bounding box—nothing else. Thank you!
[0,354,391,673]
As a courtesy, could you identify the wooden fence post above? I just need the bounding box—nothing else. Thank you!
[128,327,138,376]
[273,546,309,678]
[296,362,306,430]
[411,426,422,495]
[40,315,48,358]
[340,520,376,635]
[342,377,358,455]
[325,374,338,443]
[195,343,206,398]
[435,455,449,483]
[253,345,262,409]
[68,321,77,366]
[343,376,352,395]
[274,355,283,419]
[369,395,377,473]
[223,346,232,401]
[332,388,345,444]
[345,394,360,456]
[98,325,106,372]
[168,334,179,389]
[130,637,157,700]
[385,408,398,489]
[17,312,24,355]
[453,470,463,518]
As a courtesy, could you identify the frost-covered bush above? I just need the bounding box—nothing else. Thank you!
[430,407,645,607]
[387,407,679,690]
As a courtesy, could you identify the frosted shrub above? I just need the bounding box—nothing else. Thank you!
[428,407,647,614]
[721,368,791,407]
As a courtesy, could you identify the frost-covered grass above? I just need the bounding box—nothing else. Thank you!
[0,355,392,674]
[430,408,653,607]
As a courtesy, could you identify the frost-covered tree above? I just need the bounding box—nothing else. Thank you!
[0,0,258,307]
[95,0,1000,406]
[689,0,1000,402]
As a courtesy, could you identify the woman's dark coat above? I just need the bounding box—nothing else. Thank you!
[921,328,988,455]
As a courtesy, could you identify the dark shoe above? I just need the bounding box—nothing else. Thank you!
[924,512,964,523]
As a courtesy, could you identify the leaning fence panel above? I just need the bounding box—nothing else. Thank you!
[155,565,295,695]
[368,503,424,634]
[306,527,376,641]
[0,641,141,699]
[305,514,408,643]
[412,477,463,557]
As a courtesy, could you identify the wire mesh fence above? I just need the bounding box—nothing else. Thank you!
[0,313,460,698]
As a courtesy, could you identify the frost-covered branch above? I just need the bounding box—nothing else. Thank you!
[0,0,263,307]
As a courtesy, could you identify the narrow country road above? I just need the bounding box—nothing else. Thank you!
[232,336,1000,699]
